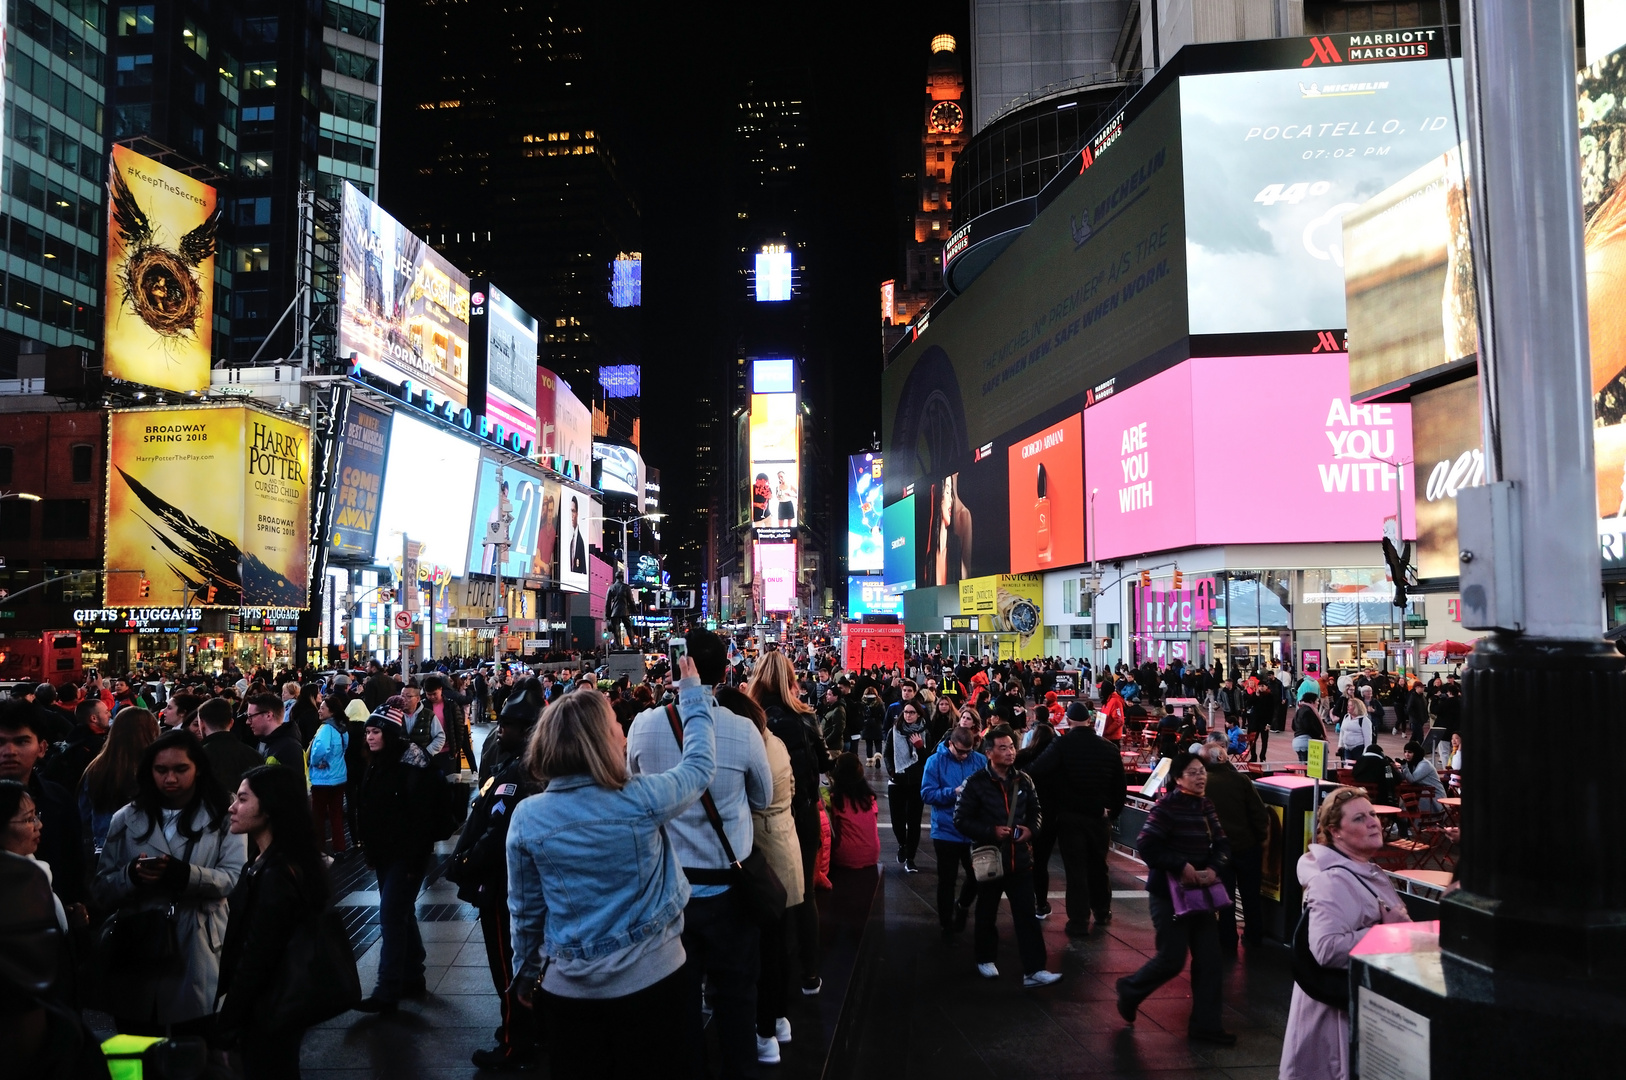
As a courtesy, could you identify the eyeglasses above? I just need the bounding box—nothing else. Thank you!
[8,812,41,826]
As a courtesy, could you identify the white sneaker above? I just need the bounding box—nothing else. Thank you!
[774,1017,792,1043]
[756,1035,781,1065]
[1023,970,1063,988]
[977,962,999,979]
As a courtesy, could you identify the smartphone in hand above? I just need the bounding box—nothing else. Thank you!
[669,636,688,672]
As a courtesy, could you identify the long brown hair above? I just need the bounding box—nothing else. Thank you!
[81,708,160,813]
[524,690,628,790]
[746,651,813,716]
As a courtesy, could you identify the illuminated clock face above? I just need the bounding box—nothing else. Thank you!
[929,100,964,133]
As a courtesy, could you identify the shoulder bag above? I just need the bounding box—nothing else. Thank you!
[99,829,199,971]
[665,705,788,925]
[970,770,1020,883]
[256,862,362,1030]
[1167,816,1233,917]
[1291,864,1379,1007]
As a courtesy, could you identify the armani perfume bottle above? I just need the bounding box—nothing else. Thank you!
[1035,462,1053,565]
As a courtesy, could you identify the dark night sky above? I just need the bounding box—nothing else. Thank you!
[611,2,971,562]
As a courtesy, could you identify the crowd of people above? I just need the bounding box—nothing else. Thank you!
[1,639,1463,1080]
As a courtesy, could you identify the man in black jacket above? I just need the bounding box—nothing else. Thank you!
[0,700,86,907]
[449,681,545,1071]
[1026,704,1127,937]
[953,726,1061,987]
[1200,736,1271,950]
[198,698,264,796]
[40,697,108,795]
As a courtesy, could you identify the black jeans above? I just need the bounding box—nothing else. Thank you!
[932,839,978,927]
[1052,811,1112,927]
[1218,846,1264,946]
[888,777,923,859]
[973,871,1048,975]
[479,896,536,1054]
[756,912,787,1038]
[1031,826,1057,912]
[1117,888,1224,1032]
[681,889,761,1080]
[373,854,427,1003]
[789,800,820,980]
[543,966,689,1080]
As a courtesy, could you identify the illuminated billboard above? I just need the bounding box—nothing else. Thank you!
[558,489,590,592]
[372,411,481,577]
[756,541,797,611]
[628,551,662,586]
[1179,58,1466,337]
[1580,46,1626,563]
[752,358,795,394]
[598,365,640,398]
[339,183,472,407]
[756,246,792,302]
[609,252,642,308]
[104,145,219,394]
[848,576,902,618]
[749,392,799,530]
[329,400,391,557]
[470,282,539,445]
[106,408,310,607]
[848,454,883,573]
[592,442,644,499]
[1082,353,1414,560]
[554,381,592,482]
[883,44,1467,548]
[1007,414,1083,574]
[883,495,915,594]
[467,458,549,579]
[914,451,1009,587]
[1410,376,1483,580]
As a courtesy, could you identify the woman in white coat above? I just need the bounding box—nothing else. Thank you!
[1279,787,1411,1080]
[93,728,246,1035]
[1336,698,1374,764]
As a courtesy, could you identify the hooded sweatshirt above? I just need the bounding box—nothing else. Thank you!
[918,741,988,845]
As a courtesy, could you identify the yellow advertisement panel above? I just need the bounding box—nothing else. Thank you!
[958,573,1042,659]
[103,145,219,394]
[243,413,312,607]
[106,408,310,608]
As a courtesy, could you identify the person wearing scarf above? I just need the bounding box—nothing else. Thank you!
[883,700,937,873]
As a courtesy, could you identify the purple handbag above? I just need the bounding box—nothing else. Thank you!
[1168,878,1232,917]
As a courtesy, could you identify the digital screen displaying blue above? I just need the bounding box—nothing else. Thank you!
[598,365,640,398]
[883,495,915,595]
[752,358,794,394]
[848,454,883,573]
[609,254,641,308]
[848,576,902,618]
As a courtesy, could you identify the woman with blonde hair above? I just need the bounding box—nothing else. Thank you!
[78,707,160,853]
[506,658,715,1079]
[1279,787,1411,1080]
[746,649,826,995]
[715,687,803,1063]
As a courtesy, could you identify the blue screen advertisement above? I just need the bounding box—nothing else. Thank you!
[883,495,915,594]
[848,576,902,618]
[329,400,390,556]
[467,457,548,579]
[848,454,883,573]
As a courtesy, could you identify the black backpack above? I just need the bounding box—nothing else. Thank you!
[1291,865,1379,1007]
[767,704,826,809]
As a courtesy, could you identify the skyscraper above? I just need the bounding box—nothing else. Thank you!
[888,35,966,331]
[379,0,641,398]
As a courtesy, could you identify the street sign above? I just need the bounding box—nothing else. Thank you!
[523,638,545,651]
[1307,739,1330,781]
[392,611,412,631]
[484,615,508,626]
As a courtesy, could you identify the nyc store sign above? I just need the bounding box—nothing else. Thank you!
[350,363,535,459]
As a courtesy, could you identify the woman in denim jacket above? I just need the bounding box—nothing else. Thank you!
[506,659,715,1079]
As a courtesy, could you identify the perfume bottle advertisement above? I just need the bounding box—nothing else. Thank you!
[1006,413,1084,573]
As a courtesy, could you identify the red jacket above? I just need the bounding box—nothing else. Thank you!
[1101,692,1126,742]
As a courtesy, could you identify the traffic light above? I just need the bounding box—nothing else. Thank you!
[1172,568,1183,590]
[137,577,150,598]
[1138,570,1151,589]
[204,585,217,604]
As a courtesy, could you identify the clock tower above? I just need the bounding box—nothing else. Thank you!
[890,34,966,331]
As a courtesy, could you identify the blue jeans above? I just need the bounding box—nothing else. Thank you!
[374,854,428,1002]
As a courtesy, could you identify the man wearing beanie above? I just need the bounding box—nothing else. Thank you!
[1026,701,1127,936]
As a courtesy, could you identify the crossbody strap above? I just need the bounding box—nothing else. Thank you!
[665,704,742,869]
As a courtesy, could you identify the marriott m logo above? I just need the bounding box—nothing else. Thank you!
[1302,36,1343,66]
[1311,330,1343,353]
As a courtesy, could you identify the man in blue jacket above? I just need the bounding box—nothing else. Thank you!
[920,726,987,938]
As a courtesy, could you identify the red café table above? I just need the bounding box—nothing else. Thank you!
[1438,796,1462,829]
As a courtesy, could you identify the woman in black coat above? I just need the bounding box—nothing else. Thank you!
[218,764,333,1080]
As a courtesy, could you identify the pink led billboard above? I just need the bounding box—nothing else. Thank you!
[1084,353,1414,560]
[756,541,798,612]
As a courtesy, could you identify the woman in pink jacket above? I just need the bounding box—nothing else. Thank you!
[1279,787,1412,1080]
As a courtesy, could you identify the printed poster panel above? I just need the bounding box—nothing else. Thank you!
[329,400,390,556]
[104,145,219,394]
[106,407,310,607]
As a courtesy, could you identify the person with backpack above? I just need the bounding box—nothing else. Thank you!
[1291,692,1327,762]
[1279,787,1409,1080]
[91,729,246,1036]
[747,650,827,996]
[353,707,440,1014]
